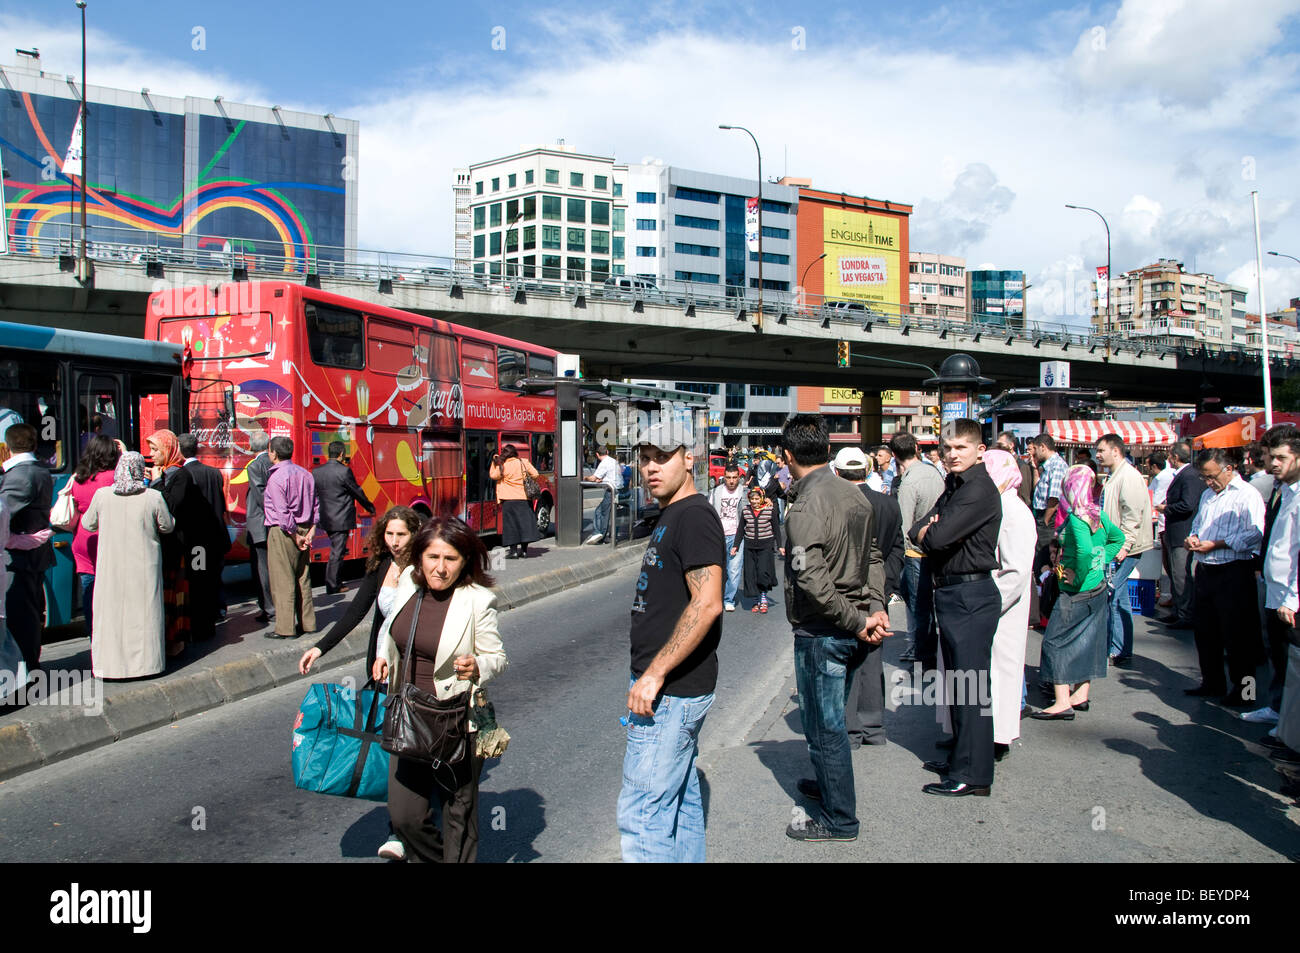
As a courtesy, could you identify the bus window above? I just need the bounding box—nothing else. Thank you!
[531,432,555,472]
[368,319,416,376]
[461,341,495,386]
[529,353,556,379]
[0,355,64,470]
[498,347,526,389]
[431,333,459,383]
[305,302,364,369]
[75,373,122,458]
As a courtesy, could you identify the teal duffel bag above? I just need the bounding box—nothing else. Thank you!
[292,680,390,801]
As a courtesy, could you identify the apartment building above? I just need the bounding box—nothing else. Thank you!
[1094,259,1248,348]
[909,252,967,318]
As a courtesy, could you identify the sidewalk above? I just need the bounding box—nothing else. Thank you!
[698,612,1299,862]
[0,538,646,781]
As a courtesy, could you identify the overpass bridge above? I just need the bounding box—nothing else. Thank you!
[0,233,1289,403]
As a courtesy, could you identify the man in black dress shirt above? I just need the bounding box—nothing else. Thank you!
[910,418,1002,797]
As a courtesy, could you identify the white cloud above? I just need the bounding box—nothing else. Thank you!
[912,163,1016,254]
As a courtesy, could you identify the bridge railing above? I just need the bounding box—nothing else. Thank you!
[6,223,1294,368]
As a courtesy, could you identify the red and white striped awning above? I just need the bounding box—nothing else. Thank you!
[1044,419,1176,447]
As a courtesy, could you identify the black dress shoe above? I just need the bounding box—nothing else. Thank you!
[922,760,950,775]
[1030,708,1075,721]
[1260,734,1287,750]
[1184,685,1223,697]
[993,742,1010,762]
[1071,701,1090,712]
[922,779,990,797]
[796,778,821,800]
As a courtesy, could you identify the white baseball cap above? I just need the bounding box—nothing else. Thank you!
[832,446,868,471]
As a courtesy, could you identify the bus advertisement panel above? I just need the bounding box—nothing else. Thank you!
[145,282,559,566]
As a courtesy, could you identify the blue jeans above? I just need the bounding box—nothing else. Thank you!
[793,632,867,836]
[79,573,95,636]
[618,677,714,863]
[593,492,612,537]
[723,534,743,605]
[1106,555,1139,659]
[900,556,936,664]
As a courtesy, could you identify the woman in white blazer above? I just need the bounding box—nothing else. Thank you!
[372,517,507,863]
[982,450,1037,758]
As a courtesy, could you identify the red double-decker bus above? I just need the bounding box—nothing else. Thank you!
[143,281,559,565]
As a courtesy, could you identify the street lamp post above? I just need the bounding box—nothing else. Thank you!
[719,124,763,330]
[76,0,89,284]
[502,211,523,282]
[1251,191,1273,429]
[800,253,826,312]
[1269,251,1300,267]
[1066,203,1111,357]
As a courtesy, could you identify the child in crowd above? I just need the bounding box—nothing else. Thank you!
[733,486,783,613]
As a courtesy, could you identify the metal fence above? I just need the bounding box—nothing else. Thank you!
[7,222,1294,368]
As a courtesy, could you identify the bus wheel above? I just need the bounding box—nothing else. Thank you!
[535,499,553,536]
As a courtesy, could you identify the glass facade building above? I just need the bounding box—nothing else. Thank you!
[967,270,1025,328]
[0,59,357,266]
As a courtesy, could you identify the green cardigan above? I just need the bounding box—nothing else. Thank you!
[1060,512,1126,593]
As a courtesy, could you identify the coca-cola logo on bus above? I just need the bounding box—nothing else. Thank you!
[430,383,463,421]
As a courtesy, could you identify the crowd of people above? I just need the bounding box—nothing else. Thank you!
[0,430,381,679]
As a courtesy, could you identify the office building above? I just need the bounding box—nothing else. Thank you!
[0,53,357,264]
[909,252,966,318]
[463,144,626,282]
[967,270,1026,328]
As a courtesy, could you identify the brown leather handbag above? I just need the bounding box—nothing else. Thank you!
[380,591,471,774]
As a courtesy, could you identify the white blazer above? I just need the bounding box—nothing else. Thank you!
[374,567,508,717]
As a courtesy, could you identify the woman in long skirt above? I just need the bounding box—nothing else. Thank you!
[1032,465,1126,721]
[733,486,783,613]
[489,444,540,558]
[146,429,190,656]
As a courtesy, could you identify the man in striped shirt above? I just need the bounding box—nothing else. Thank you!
[1029,434,1067,625]
[1184,448,1266,707]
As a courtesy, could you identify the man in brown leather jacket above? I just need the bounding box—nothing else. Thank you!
[780,414,890,844]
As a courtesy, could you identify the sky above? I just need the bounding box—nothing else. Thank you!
[3,0,1300,328]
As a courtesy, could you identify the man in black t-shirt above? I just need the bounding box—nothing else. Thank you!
[618,421,725,863]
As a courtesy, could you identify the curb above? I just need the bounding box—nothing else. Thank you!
[0,542,647,782]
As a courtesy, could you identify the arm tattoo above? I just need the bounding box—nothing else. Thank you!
[652,566,720,668]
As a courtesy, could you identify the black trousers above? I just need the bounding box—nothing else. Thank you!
[845,641,886,745]
[1193,560,1263,696]
[933,576,999,787]
[1165,535,1195,625]
[325,530,349,590]
[388,752,483,863]
[185,564,220,642]
[1030,510,1055,623]
[5,568,45,670]
[249,538,273,616]
[1264,608,1292,710]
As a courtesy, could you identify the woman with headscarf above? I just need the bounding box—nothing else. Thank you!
[145,429,190,656]
[80,452,175,678]
[982,449,1038,756]
[1032,464,1126,720]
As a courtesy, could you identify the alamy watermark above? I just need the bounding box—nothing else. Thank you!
[0,668,103,716]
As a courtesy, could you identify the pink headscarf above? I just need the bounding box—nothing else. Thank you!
[982,449,1021,495]
[1055,464,1102,531]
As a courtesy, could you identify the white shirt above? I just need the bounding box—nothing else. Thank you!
[2,452,35,472]
[1190,474,1265,566]
[710,483,746,537]
[865,472,884,493]
[1264,480,1300,611]
[1149,466,1175,534]
[591,455,621,490]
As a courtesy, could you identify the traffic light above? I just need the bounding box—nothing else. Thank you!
[836,340,850,367]
[929,406,942,435]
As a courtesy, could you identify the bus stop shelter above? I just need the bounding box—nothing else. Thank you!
[515,377,711,547]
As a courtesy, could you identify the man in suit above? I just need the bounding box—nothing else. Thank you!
[1,423,54,671]
[172,433,231,642]
[245,433,275,625]
[833,447,904,747]
[312,440,375,594]
[1156,441,1199,629]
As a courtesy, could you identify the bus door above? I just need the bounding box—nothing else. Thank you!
[421,433,463,519]
[465,430,499,533]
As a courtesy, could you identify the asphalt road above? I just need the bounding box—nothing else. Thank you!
[0,562,792,863]
[1,559,1295,863]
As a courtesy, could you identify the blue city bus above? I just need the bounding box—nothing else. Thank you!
[0,321,186,629]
